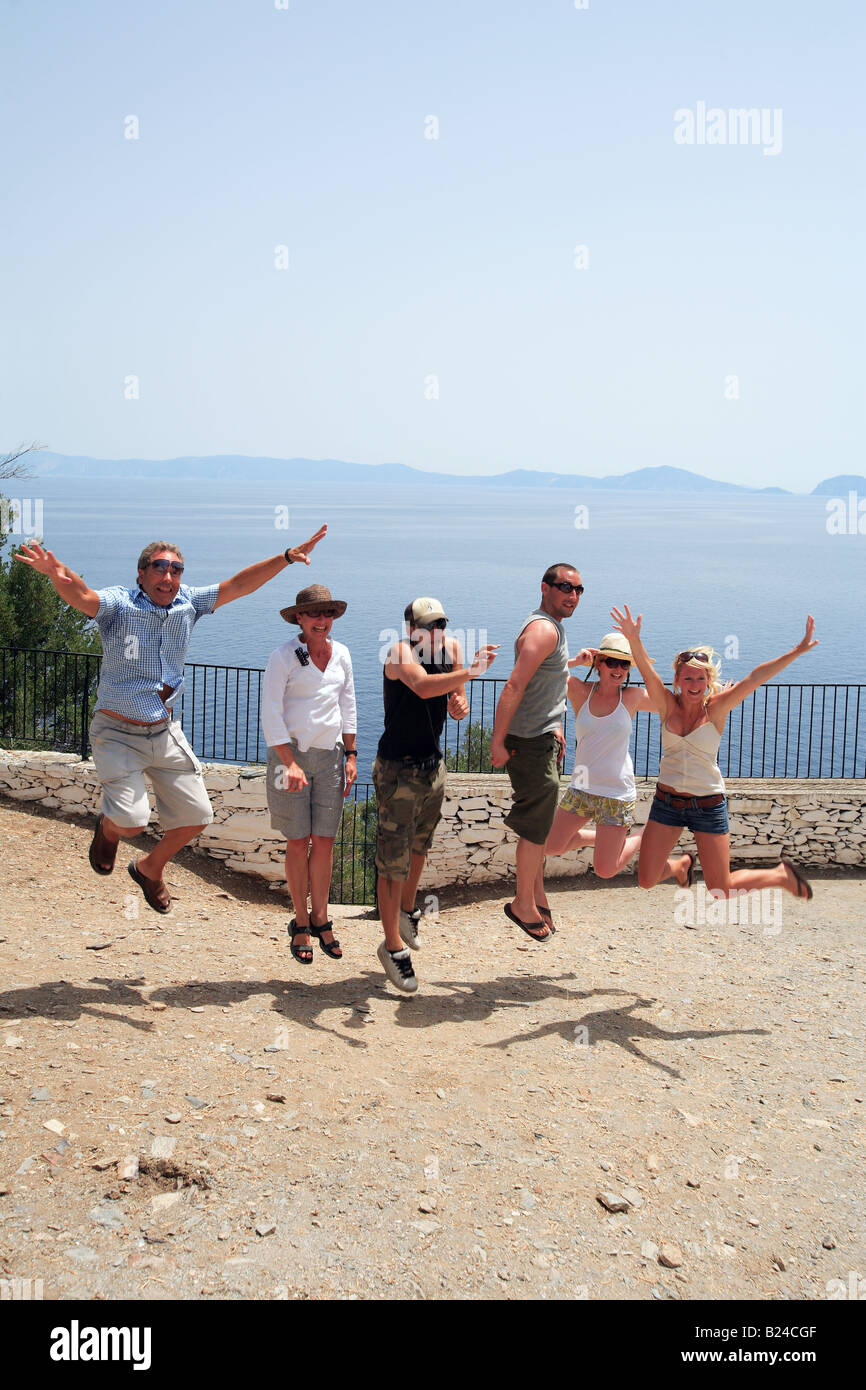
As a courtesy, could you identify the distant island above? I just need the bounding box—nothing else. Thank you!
[29,453,866,496]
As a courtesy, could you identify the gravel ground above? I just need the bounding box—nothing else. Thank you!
[0,797,863,1302]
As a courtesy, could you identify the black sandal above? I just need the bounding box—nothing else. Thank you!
[504,902,552,943]
[309,920,342,960]
[288,919,314,965]
[535,903,556,936]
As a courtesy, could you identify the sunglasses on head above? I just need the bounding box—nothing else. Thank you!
[148,559,184,575]
[550,581,584,596]
[600,656,630,671]
[676,650,710,665]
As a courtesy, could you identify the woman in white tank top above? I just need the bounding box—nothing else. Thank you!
[611,605,818,904]
[542,633,694,891]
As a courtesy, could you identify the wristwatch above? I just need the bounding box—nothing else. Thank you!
[344,749,357,759]
[283,548,294,564]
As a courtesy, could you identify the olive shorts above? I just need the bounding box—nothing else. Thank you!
[373,756,446,881]
[503,731,561,846]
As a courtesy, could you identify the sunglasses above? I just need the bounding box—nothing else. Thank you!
[600,657,630,671]
[550,581,584,597]
[423,618,448,630]
[676,650,710,665]
[148,559,184,575]
[302,607,338,618]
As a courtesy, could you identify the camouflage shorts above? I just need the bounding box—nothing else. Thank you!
[373,756,446,881]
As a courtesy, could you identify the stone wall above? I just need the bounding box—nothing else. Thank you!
[1,751,864,893]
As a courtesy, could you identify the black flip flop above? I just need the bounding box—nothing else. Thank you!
[781,858,813,901]
[504,902,552,943]
[535,904,557,935]
[88,814,116,876]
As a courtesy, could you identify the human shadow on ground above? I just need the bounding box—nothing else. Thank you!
[0,970,633,1051]
[0,970,763,1080]
[484,997,770,1079]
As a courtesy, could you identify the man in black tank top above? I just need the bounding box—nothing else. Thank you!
[373,597,498,993]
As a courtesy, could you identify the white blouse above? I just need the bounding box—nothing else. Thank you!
[261,636,357,752]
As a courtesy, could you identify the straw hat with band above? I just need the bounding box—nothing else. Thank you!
[584,632,634,683]
[280,584,347,625]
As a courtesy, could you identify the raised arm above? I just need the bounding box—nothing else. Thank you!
[610,605,674,720]
[13,543,100,618]
[385,640,498,698]
[213,524,327,609]
[709,617,818,721]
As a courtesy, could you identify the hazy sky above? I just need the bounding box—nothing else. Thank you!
[1,0,861,488]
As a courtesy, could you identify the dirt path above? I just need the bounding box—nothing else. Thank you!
[0,797,863,1301]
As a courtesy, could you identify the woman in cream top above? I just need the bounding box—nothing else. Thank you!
[611,605,818,905]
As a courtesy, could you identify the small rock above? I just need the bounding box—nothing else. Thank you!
[151,1192,182,1212]
[646,1154,660,1172]
[772,1253,787,1271]
[29,1087,51,1102]
[620,1187,643,1210]
[141,1087,156,1100]
[255,1221,276,1237]
[658,1242,684,1269]
[600,1160,612,1172]
[16,1157,36,1174]
[418,1199,437,1214]
[117,1155,139,1180]
[164,1113,183,1124]
[89,1203,126,1230]
[42,1119,66,1136]
[641,1240,659,1260]
[150,1002,167,1012]
[85,941,112,951]
[822,1236,837,1250]
[686,1176,701,1188]
[266,1092,287,1104]
[92,1157,118,1172]
[436,1089,446,1100]
[66,1246,99,1264]
[150,1136,176,1159]
[597,1191,631,1214]
[828,1075,847,1083]
[217,1226,231,1241]
[519,1190,537,1211]
[185,1096,208,1109]
[410,1219,440,1236]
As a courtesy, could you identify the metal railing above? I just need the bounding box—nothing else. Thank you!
[2,648,865,779]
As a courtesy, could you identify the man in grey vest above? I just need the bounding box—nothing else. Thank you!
[491,563,584,941]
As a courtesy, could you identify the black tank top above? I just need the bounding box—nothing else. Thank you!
[377,647,453,761]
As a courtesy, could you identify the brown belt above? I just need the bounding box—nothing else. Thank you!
[655,784,725,810]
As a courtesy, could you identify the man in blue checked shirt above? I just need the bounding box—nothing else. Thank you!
[16,528,326,913]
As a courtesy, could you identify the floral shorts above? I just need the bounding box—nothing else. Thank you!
[558,786,635,828]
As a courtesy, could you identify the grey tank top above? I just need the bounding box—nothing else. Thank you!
[508,609,569,739]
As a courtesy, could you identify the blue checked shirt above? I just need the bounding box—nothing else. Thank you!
[93,583,221,721]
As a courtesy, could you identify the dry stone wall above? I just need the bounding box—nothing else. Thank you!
[1,752,863,892]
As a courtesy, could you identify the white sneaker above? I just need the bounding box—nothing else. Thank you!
[399,907,423,950]
[377,942,418,994]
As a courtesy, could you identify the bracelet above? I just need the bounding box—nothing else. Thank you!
[283,548,294,564]
[343,749,357,759]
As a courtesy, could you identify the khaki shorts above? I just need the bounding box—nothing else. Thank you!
[503,732,561,845]
[89,710,214,830]
[559,787,636,828]
[373,756,446,882]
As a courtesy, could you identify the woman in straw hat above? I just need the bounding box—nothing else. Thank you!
[611,605,817,902]
[261,585,357,964]
[541,633,694,906]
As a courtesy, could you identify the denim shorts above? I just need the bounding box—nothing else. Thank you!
[648,791,729,836]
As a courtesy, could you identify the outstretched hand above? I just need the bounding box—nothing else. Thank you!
[795,615,818,655]
[13,542,71,583]
[468,644,500,679]
[610,604,641,643]
[287,524,328,566]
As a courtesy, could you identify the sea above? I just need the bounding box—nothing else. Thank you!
[8,476,865,774]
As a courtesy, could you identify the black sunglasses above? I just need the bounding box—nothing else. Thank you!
[149,559,184,575]
[601,657,630,671]
[550,581,584,597]
[419,618,448,630]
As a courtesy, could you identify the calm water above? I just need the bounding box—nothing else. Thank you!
[13,476,865,768]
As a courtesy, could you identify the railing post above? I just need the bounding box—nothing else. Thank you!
[79,662,91,761]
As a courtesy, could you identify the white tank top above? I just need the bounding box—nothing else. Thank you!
[570,688,635,800]
[658,720,725,795]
